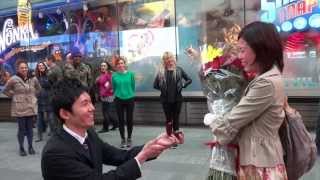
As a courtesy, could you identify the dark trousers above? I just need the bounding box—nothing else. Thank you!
[37,111,54,138]
[115,98,134,140]
[101,101,118,130]
[48,113,58,134]
[37,111,47,134]
[17,116,35,149]
[316,114,320,152]
[162,101,182,131]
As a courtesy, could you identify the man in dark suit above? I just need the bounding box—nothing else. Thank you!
[41,78,183,180]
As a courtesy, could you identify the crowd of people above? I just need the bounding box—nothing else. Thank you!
[0,21,319,180]
[1,44,191,154]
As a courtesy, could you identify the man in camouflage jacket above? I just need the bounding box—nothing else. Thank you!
[63,48,92,88]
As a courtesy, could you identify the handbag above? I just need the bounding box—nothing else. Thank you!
[279,107,317,180]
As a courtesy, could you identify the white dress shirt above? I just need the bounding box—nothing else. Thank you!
[62,124,142,169]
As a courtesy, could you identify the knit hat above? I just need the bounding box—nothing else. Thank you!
[70,47,82,58]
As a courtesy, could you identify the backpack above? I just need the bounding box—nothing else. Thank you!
[279,107,317,180]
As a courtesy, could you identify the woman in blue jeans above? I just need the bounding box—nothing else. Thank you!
[3,59,41,156]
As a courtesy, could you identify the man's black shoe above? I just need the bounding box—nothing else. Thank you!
[110,126,118,131]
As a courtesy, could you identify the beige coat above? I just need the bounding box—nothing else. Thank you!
[3,75,41,117]
[212,66,285,167]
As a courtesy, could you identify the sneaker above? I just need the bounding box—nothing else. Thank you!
[28,147,36,155]
[19,148,27,156]
[127,138,132,148]
[120,139,126,148]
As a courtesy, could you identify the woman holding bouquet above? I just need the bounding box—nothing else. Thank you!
[205,21,287,179]
[154,51,192,148]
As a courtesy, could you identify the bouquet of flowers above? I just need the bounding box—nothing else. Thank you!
[188,24,249,179]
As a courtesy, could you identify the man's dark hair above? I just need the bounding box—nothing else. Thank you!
[47,54,56,62]
[238,21,284,73]
[51,78,89,123]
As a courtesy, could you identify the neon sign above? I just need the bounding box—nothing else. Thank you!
[309,13,320,27]
[261,0,320,32]
[17,0,32,27]
[0,18,38,53]
[278,0,317,23]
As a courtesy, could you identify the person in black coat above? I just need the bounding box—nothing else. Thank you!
[35,61,52,142]
[41,78,183,180]
[316,114,320,154]
[154,51,192,147]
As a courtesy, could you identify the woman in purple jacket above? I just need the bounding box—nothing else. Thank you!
[96,61,118,133]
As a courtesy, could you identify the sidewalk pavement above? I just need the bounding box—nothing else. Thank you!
[0,122,319,180]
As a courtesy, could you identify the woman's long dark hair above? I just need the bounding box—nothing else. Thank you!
[238,21,284,73]
[35,61,48,78]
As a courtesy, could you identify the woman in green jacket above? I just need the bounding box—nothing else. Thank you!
[112,56,135,148]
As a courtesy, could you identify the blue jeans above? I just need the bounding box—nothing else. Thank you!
[37,111,54,137]
[17,116,35,149]
[37,111,47,134]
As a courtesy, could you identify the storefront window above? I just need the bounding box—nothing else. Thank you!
[118,0,176,92]
[0,0,121,91]
[244,0,260,23]
[175,0,245,93]
[0,0,319,96]
[67,3,119,59]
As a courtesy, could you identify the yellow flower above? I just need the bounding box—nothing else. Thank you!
[201,44,223,63]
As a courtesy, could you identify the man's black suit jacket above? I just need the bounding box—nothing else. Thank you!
[41,128,143,180]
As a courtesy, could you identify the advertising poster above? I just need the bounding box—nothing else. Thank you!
[120,27,178,92]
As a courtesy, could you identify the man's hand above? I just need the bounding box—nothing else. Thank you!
[135,133,184,164]
[185,47,200,59]
[156,132,184,146]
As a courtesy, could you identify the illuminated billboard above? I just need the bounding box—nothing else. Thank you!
[261,0,319,32]
[261,0,320,96]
